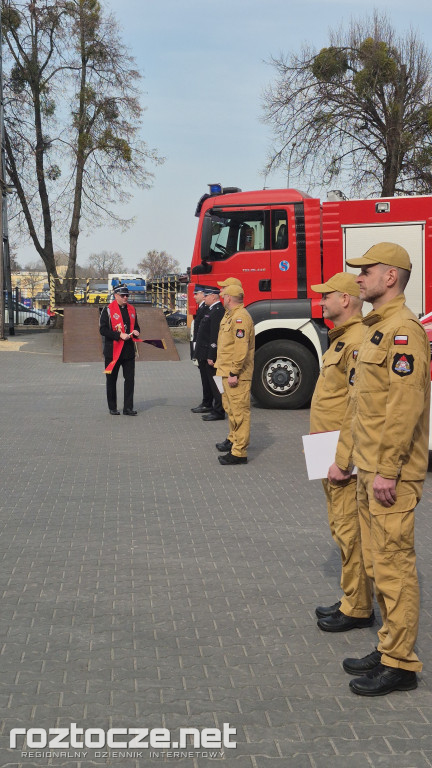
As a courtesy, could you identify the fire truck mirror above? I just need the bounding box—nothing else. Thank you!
[192,262,212,275]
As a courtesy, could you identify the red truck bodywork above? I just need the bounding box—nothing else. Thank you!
[189,186,432,408]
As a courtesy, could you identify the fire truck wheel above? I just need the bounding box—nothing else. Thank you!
[252,340,319,409]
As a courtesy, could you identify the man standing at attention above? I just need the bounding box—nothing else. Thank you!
[194,286,226,421]
[216,284,255,465]
[99,283,140,415]
[190,285,213,414]
[329,243,430,696]
[214,278,244,454]
[310,272,374,632]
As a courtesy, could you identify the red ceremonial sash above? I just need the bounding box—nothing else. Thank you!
[104,301,136,374]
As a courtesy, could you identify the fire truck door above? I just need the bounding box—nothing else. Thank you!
[270,207,299,301]
[204,208,271,302]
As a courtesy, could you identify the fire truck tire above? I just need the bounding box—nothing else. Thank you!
[252,340,318,409]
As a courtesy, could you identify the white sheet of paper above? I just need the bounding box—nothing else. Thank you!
[214,375,224,394]
[302,430,342,480]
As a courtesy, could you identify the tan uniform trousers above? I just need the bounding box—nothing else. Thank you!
[357,470,423,672]
[322,477,373,618]
[222,378,251,458]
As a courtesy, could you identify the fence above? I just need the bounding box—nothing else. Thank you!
[48,275,188,315]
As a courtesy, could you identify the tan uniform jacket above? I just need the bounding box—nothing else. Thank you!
[310,314,364,434]
[335,295,430,481]
[216,304,255,379]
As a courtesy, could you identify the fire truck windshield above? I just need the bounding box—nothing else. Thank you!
[202,210,266,261]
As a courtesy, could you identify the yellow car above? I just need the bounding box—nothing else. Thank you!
[74,289,109,304]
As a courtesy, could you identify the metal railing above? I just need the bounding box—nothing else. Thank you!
[48,275,188,314]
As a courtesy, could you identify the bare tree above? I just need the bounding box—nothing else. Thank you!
[9,251,22,271]
[2,0,163,303]
[18,259,46,299]
[86,250,126,278]
[262,11,432,197]
[137,250,181,279]
[53,250,69,267]
[24,258,45,271]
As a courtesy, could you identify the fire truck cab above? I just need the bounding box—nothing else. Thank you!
[189,184,432,409]
[190,186,325,408]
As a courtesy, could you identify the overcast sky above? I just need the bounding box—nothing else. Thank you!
[15,0,431,273]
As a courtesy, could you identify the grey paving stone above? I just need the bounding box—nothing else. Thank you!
[255,758,314,768]
[195,759,254,768]
[1,334,432,767]
[307,755,431,768]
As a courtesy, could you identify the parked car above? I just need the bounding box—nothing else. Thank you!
[166,311,187,327]
[5,299,50,326]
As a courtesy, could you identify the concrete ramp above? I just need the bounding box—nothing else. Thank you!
[63,305,180,363]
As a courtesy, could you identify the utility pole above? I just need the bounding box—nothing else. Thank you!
[0,0,5,340]
[0,0,14,337]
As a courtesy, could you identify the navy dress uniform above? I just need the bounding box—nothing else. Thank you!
[191,285,214,413]
[99,284,140,415]
[194,286,226,421]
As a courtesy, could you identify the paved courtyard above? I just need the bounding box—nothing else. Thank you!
[1,329,432,768]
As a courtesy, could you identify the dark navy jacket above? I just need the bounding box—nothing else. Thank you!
[99,303,140,362]
[194,301,225,363]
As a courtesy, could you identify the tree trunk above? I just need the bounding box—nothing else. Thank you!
[65,0,89,304]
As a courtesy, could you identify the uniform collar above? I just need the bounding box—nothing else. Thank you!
[328,313,363,341]
[231,302,245,314]
[208,300,221,310]
[362,294,406,327]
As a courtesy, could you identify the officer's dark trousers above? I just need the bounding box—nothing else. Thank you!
[204,362,224,417]
[198,359,213,407]
[105,357,135,411]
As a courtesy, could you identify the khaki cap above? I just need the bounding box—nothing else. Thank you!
[346,242,412,271]
[217,277,243,288]
[310,272,361,297]
[223,284,244,298]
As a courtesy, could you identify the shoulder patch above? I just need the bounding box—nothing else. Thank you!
[392,353,414,377]
[394,335,408,345]
[371,330,383,345]
[236,329,245,338]
[236,318,243,323]
[335,341,345,352]
[353,350,358,359]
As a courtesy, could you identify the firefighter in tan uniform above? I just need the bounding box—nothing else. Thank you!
[309,273,374,632]
[215,284,255,465]
[328,242,430,696]
[214,278,245,454]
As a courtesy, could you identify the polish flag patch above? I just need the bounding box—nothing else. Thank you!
[394,335,408,345]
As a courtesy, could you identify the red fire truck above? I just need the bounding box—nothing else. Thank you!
[188,184,432,409]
